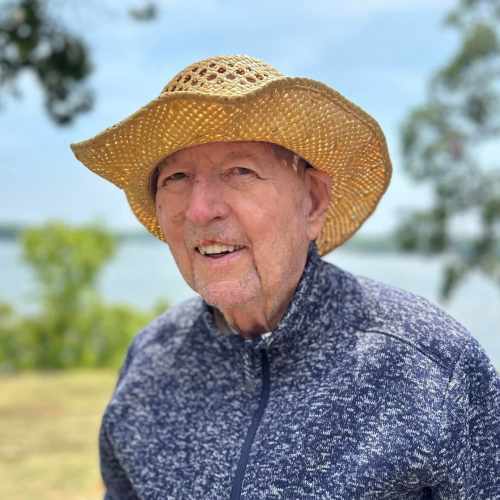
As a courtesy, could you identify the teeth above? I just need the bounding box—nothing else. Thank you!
[197,244,243,255]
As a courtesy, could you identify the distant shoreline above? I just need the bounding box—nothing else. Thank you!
[0,222,400,253]
[1,223,495,256]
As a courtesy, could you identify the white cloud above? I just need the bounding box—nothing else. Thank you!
[336,0,456,15]
[296,0,456,18]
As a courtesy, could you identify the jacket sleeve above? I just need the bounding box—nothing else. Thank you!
[99,338,140,500]
[433,337,500,499]
[100,421,139,500]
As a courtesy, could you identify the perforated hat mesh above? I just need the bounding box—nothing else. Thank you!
[162,55,283,95]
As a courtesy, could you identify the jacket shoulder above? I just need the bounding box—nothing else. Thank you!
[113,296,205,388]
[352,272,476,371]
[132,296,204,353]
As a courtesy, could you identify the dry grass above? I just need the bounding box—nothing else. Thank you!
[0,371,117,500]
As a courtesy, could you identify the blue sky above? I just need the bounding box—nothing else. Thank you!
[1,0,459,235]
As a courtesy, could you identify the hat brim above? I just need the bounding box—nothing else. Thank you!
[71,77,392,255]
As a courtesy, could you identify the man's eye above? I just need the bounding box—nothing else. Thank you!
[162,172,187,185]
[231,167,255,176]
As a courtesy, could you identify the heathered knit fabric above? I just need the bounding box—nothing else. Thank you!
[100,245,500,499]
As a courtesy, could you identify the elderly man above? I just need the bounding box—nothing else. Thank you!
[72,55,500,499]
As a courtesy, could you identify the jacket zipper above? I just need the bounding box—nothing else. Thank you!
[230,349,270,500]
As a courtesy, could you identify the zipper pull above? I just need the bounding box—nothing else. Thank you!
[241,345,254,390]
[261,331,274,350]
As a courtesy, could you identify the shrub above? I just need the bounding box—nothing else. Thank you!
[0,222,166,371]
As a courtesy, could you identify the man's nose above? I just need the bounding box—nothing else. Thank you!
[184,178,229,225]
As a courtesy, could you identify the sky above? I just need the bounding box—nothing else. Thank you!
[1,0,460,235]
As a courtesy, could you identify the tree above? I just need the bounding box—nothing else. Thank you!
[21,221,117,368]
[398,0,500,300]
[22,221,115,310]
[0,0,157,125]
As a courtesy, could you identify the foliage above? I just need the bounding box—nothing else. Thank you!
[398,0,500,300]
[0,0,157,125]
[0,222,167,371]
[22,222,115,311]
[0,0,93,124]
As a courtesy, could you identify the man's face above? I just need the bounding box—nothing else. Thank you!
[154,141,328,316]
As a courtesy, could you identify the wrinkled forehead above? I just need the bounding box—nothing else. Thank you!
[157,141,297,170]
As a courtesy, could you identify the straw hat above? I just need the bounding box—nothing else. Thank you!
[71,54,392,255]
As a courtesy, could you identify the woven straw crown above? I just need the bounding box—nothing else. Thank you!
[71,55,392,255]
[162,56,283,95]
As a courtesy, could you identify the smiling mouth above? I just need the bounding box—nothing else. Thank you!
[195,243,245,258]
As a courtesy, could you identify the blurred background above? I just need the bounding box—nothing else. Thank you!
[1,0,499,498]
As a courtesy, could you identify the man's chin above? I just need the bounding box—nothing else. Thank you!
[196,280,258,309]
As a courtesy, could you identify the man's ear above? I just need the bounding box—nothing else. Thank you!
[304,168,332,241]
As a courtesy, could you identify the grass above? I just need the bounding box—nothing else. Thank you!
[0,370,117,500]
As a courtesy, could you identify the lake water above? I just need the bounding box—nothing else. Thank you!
[1,240,499,367]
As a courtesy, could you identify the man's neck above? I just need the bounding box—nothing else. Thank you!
[215,290,294,339]
[215,300,274,339]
